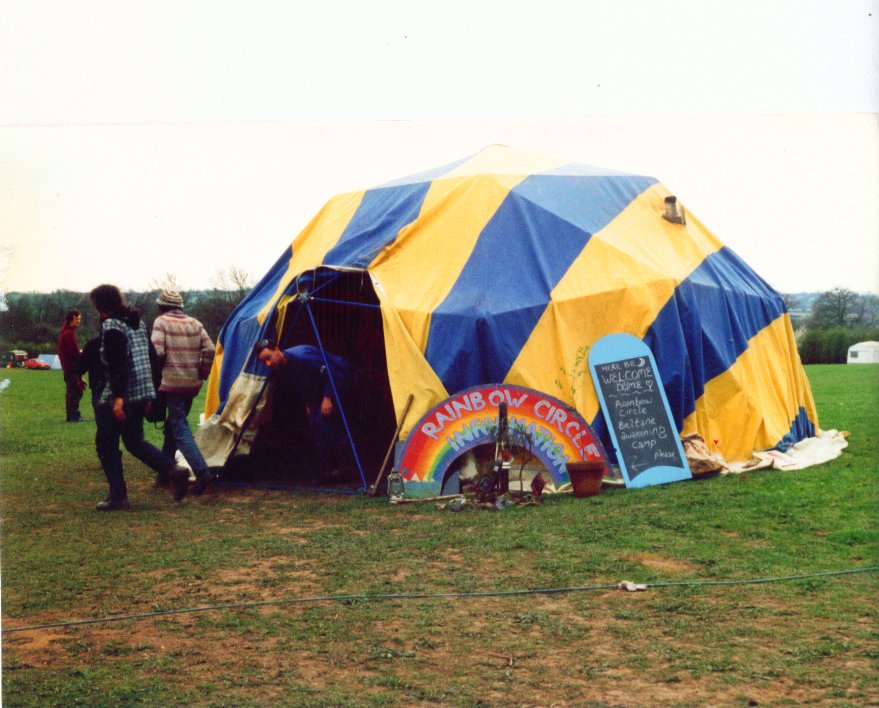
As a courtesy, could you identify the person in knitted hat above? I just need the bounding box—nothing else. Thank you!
[152,288,216,495]
[156,288,184,309]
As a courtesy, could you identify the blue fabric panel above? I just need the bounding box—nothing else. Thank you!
[379,154,474,187]
[215,248,292,412]
[321,183,432,268]
[589,246,789,461]
[645,246,786,428]
[381,155,640,187]
[776,407,816,450]
[642,284,703,431]
[541,161,646,178]
[425,174,656,394]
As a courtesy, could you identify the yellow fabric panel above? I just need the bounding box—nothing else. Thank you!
[378,300,450,439]
[255,191,366,326]
[507,185,723,420]
[442,144,567,179]
[555,185,723,300]
[273,293,299,342]
[682,313,819,461]
[203,342,224,417]
[370,174,524,351]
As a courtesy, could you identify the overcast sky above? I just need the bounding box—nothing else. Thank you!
[1,1,877,295]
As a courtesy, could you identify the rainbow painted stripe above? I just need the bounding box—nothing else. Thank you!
[398,384,608,491]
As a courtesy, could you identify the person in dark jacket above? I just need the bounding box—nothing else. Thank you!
[88,284,189,511]
[255,340,353,478]
[73,336,105,410]
[57,309,85,422]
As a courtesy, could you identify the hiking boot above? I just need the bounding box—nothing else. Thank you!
[169,465,190,501]
[95,497,131,511]
[190,471,215,496]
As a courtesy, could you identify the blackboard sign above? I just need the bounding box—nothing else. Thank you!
[588,334,691,488]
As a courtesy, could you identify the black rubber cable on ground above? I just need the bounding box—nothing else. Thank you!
[4,566,877,634]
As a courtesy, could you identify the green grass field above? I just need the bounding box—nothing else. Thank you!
[1,365,877,706]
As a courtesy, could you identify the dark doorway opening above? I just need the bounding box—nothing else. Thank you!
[223,268,397,490]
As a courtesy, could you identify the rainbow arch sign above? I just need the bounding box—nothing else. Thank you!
[397,384,609,497]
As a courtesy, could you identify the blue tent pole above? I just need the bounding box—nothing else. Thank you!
[304,300,369,490]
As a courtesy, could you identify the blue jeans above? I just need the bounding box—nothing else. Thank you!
[162,393,209,478]
[95,401,176,501]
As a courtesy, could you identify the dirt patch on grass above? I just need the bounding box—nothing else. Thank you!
[623,552,699,575]
[264,521,340,545]
[3,626,70,658]
[7,556,874,705]
[4,485,877,705]
[5,585,878,706]
[213,559,320,597]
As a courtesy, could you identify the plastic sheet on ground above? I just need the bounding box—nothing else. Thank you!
[726,429,849,473]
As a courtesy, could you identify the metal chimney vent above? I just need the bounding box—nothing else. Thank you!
[663,195,686,225]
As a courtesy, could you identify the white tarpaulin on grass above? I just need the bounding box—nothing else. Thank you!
[726,430,849,473]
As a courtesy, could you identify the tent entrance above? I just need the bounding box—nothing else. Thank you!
[224,268,396,490]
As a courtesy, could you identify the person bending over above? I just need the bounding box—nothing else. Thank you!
[255,340,353,479]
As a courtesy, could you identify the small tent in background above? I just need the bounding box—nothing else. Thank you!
[847,341,879,364]
[198,145,819,484]
[37,354,62,370]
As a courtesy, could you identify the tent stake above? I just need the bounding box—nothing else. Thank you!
[369,393,414,497]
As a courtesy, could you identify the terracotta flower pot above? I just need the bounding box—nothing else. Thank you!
[567,461,606,498]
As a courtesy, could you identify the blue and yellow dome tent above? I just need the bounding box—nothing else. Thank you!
[196,145,818,482]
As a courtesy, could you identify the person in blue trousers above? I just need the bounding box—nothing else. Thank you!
[255,340,353,479]
[150,288,216,496]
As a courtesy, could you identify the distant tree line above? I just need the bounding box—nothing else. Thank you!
[2,278,875,366]
[790,288,879,364]
[0,268,252,356]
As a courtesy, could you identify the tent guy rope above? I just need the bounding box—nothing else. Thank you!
[4,566,876,635]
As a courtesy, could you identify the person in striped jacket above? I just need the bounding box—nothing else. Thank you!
[151,289,216,495]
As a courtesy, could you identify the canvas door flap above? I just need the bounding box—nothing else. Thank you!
[196,373,271,467]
